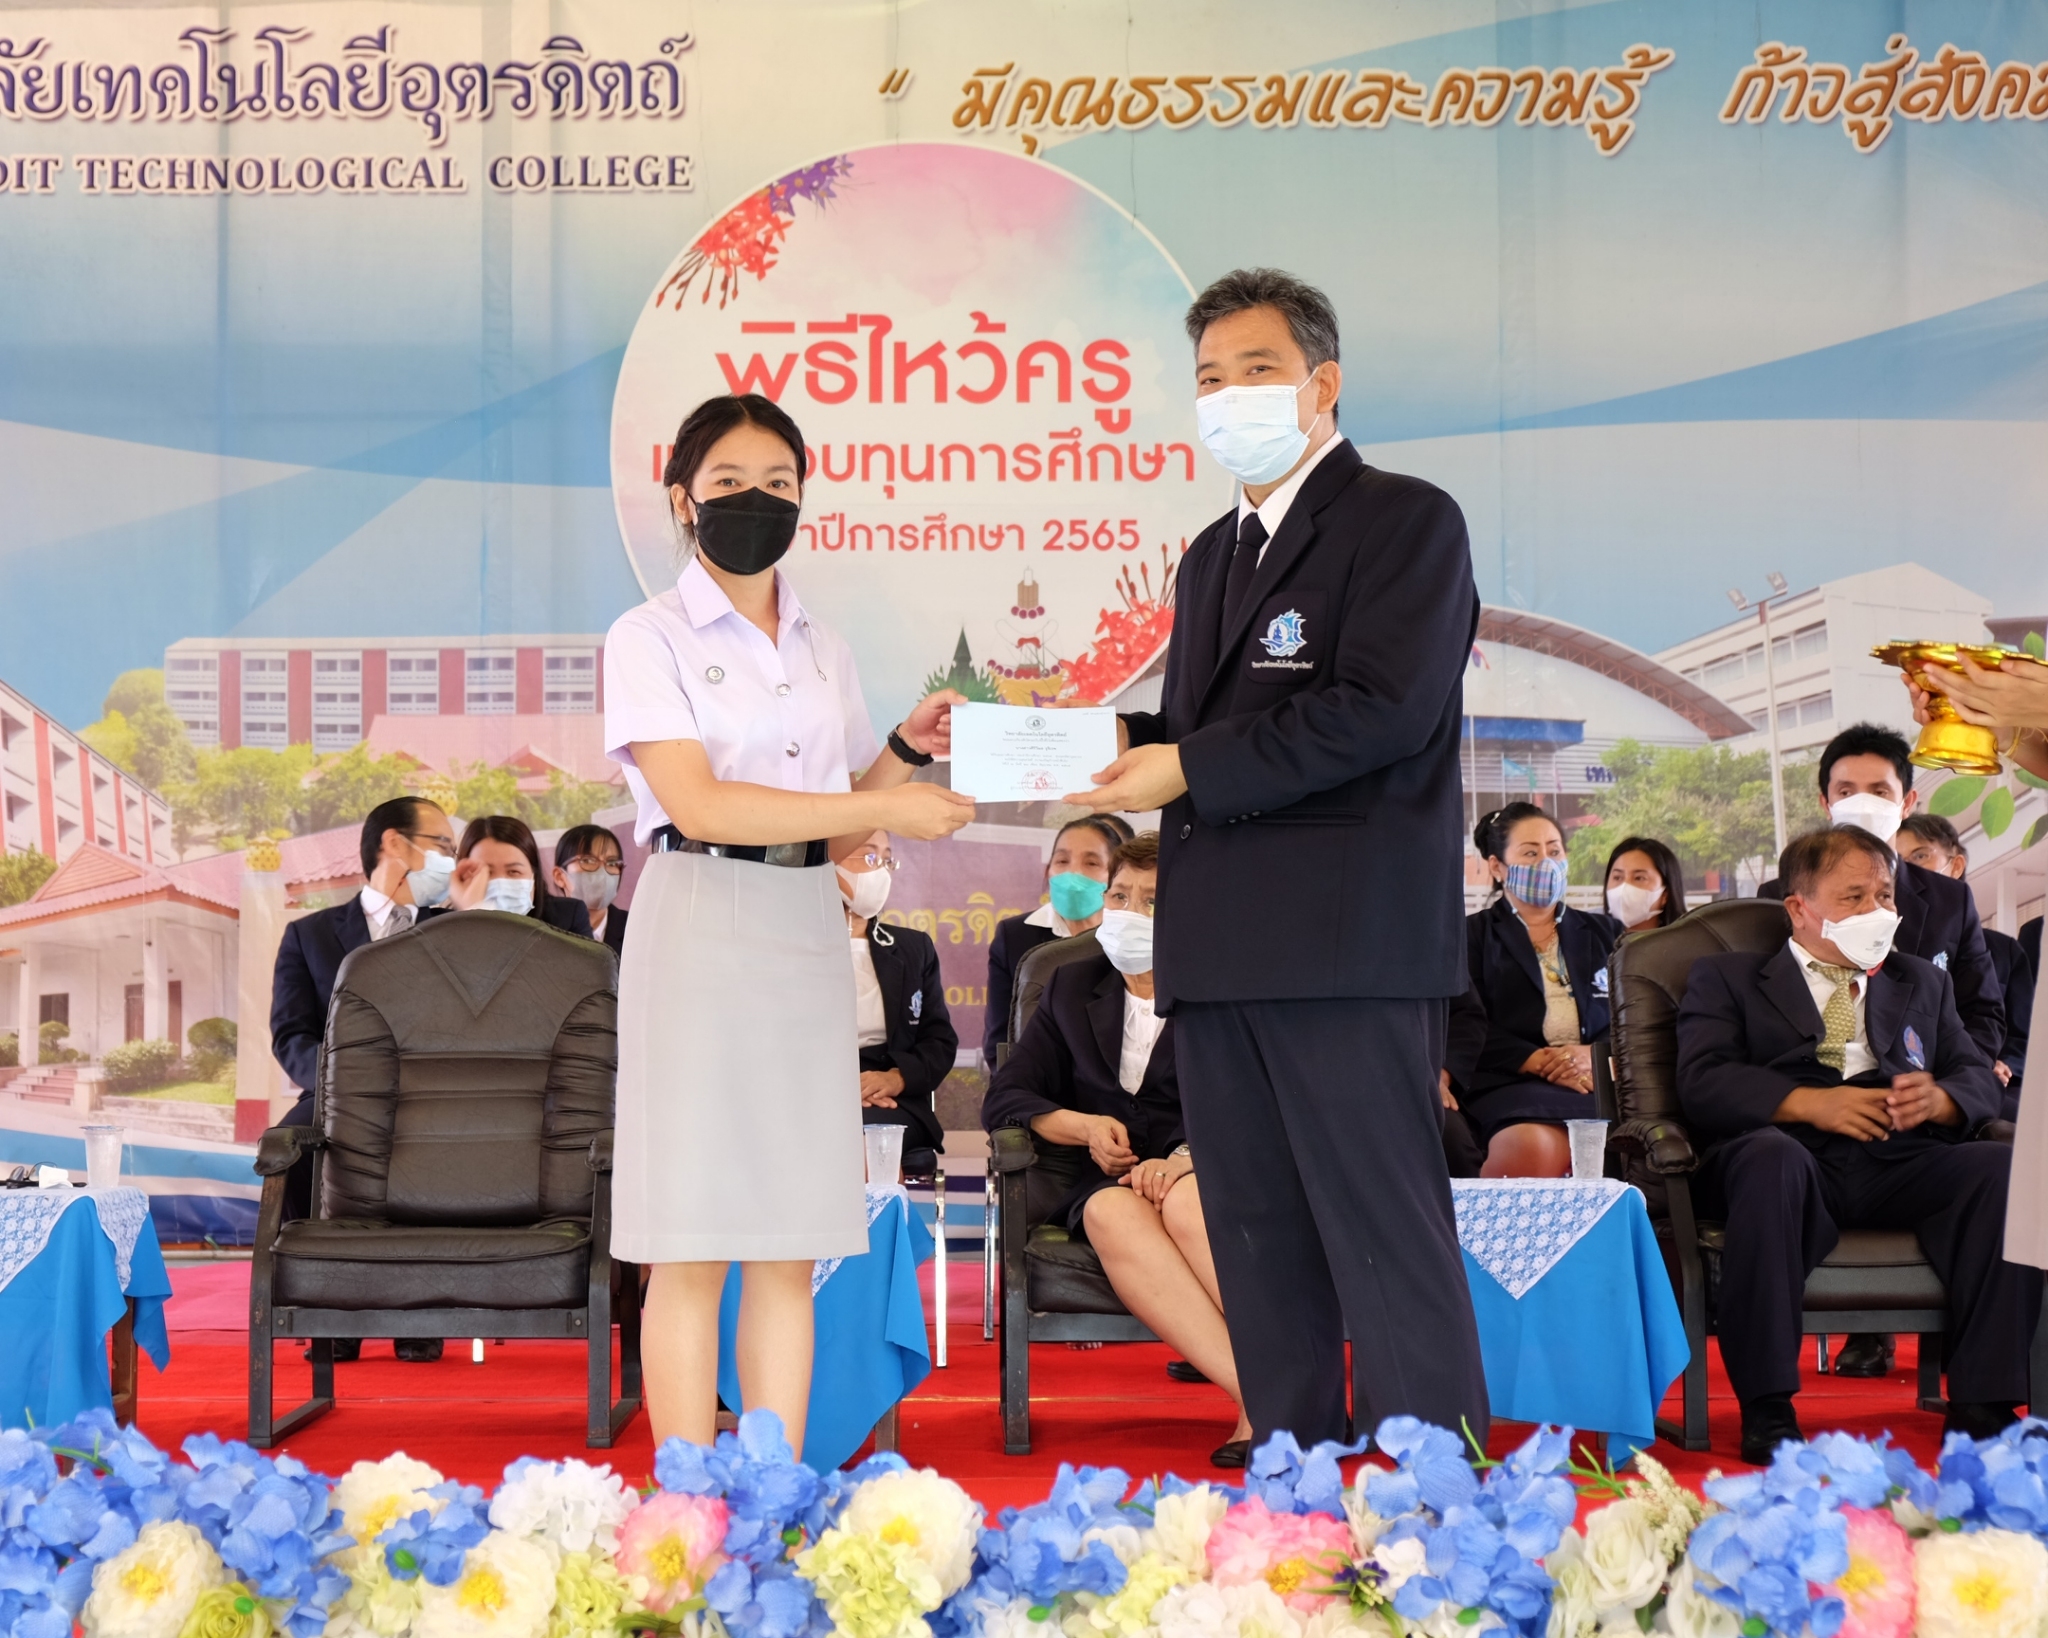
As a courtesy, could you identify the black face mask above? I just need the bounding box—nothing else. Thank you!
[692,489,800,576]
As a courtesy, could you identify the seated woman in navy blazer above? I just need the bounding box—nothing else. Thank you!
[836,830,956,1160]
[980,814,1132,1070]
[1462,803,1624,1177]
[982,831,1253,1466]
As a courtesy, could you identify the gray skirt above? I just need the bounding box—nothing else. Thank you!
[611,850,867,1263]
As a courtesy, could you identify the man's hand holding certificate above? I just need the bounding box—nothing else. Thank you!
[949,703,1118,803]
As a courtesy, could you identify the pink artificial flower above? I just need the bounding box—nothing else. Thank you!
[1831,1507,1917,1638]
[1206,1495,1353,1611]
[615,1491,731,1613]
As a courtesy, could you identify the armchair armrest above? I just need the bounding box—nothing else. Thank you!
[990,1125,1037,1173]
[254,1125,320,1177]
[1979,1119,2017,1146]
[588,1130,614,1173]
[1609,1116,1698,1176]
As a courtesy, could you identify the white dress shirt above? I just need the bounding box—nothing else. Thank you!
[358,885,412,940]
[851,936,888,1047]
[1789,938,1877,1080]
[1235,430,1349,562]
[604,557,881,844]
[1023,902,1081,939]
[1119,988,1166,1095]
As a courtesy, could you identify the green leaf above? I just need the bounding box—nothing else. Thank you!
[2017,767,2048,792]
[1928,776,1988,817]
[2024,816,2048,851]
[1982,785,2017,838]
[2025,630,2046,660]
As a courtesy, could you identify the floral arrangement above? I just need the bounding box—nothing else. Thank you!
[658,157,855,309]
[1061,551,1178,706]
[10,1406,2048,1638]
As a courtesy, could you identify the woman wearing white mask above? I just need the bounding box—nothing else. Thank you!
[1463,803,1625,1177]
[839,831,956,1167]
[1603,835,1687,934]
[442,815,592,935]
[552,824,629,958]
[981,833,1254,1467]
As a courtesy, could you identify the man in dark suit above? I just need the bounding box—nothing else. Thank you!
[1759,723,2006,1378]
[551,824,630,959]
[1066,268,1487,1447]
[1677,826,2037,1462]
[268,794,458,1362]
[1899,814,2029,1114]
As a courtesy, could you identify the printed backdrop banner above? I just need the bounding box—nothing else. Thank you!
[5,0,2048,1087]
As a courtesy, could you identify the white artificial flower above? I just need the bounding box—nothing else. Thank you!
[1146,1486,1232,1576]
[333,1453,450,1549]
[1579,1499,1669,1623]
[1084,1521,1148,1569]
[1153,1579,1306,1638]
[1342,1478,1392,1559]
[83,1519,226,1638]
[977,1596,1065,1638]
[1657,1560,1738,1638]
[1622,1455,1704,1565]
[487,1458,636,1557]
[1915,1527,2048,1638]
[1299,1606,1397,1638]
[1888,1495,1937,1538]
[836,1468,984,1600]
[1545,1528,1597,1638]
[413,1531,557,1638]
[1365,1533,1429,1601]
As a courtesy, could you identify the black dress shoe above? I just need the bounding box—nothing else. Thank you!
[1739,1393,1802,1466]
[1211,1438,1252,1469]
[394,1338,444,1363]
[1945,1400,2020,1441]
[304,1338,361,1362]
[1831,1333,1895,1378]
[1167,1359,1210,1384]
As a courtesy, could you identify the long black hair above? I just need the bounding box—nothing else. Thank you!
[1602,835,1686,929]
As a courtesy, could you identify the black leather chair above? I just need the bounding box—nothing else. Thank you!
[1600,896,2044,1451]
[248,912,642,1448]
[990,931,1158,1455]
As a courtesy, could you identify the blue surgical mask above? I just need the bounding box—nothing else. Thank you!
[483,878,535,915]
[1095,908,1155,976]
[1195,378,1318,486]
[1047,872,1107,922]
[1504,857,1568,911]
[406,851,455,908]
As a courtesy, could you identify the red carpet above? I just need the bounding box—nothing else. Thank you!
[148,1262,1952,1512]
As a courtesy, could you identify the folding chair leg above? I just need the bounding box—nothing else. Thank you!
[933,1164,947,1369]
[1917,1332,1947,1415]
[983,1173,998,1341]
[872,1402,900,1453]
[247,1175,331,1448]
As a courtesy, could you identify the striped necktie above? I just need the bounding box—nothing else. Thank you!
[378,904,416,941]
[1806,959,1860,1071]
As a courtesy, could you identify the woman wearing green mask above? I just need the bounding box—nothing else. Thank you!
[981,815,1134,1071]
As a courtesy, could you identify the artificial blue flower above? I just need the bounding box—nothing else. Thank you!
[1932,1418,2048,1536]
[179,1433,350,1635]
[655,1409,825,1571]
[938,1462,1134,1629]
[1242,1429,1366,1517]
[1690,1464,1850,1638]
[707,1556,830,1638]
[381,1481,489,1586]
[1367,1415,1480,1518]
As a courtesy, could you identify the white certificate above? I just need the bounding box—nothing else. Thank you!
[948,703,1118,803]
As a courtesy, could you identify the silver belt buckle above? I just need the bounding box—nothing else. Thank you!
[761,842,810,868]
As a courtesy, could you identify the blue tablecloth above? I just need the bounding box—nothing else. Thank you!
[0,1195,171,1429]
[1460,1185,1688,1459]
[718,1193,934,1472]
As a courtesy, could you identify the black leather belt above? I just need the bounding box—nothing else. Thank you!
[652,826,830,868]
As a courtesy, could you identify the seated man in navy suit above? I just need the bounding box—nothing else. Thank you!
[1677,825,2038,1463]
[267,794,459,1362]
[982,831,1254,1467]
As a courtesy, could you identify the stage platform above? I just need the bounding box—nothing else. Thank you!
[148,1258,1952,1511]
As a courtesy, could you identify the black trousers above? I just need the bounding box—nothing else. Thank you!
[1697,1127,2042,1405]
[1175,996,1489,1448]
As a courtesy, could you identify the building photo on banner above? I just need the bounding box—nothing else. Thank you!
[3,0,2048,1603]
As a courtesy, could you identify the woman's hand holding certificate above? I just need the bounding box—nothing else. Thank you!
[949,703,1119,803]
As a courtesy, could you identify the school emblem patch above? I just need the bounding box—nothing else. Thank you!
[1261,609,1307,658]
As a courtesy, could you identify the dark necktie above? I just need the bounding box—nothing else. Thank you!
[378,904,416,941]
[1220,511,1267,640]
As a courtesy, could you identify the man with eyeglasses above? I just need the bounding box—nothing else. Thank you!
[552,824,631,959]
[267,794,460,1363]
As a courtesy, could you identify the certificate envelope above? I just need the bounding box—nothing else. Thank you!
[948,704,1117,802]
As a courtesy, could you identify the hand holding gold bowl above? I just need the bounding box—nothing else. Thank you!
[1873,640,2048,775]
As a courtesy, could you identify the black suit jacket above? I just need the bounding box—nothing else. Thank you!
[2022,916,2041,981]
[1675,943,1999,1165]
[270,897,376,1095]
[1444,977,1488,1093]
[1462,900,1624,1094]
[1760,859,2003,1060]
[421,893,593,938]
[1122,440,1478,1006]
[982,914,1058,1069]
[595,903,629,959]
[859,920,957,1154]
[1987,927,2032,1091]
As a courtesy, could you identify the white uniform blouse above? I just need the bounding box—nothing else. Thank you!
[603,558,881,843]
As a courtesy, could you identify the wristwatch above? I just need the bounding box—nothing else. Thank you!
[1170,1143,1191,1159]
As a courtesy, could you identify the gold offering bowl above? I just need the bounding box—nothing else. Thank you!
[1871,640,2048,774]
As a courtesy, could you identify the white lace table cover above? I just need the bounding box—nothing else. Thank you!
[0,1187,150,1295]
[811,1183,905,1296]
[1450,1178,1635,1299]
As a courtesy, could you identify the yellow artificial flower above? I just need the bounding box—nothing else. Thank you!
[85,1520,227,1638]
[1915,1529,2048,1638]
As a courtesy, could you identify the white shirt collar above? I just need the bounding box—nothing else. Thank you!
[676,556,805,635]
[1235,430,1347,546]
[359,883,398,932]
[1024,902,1080,938]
